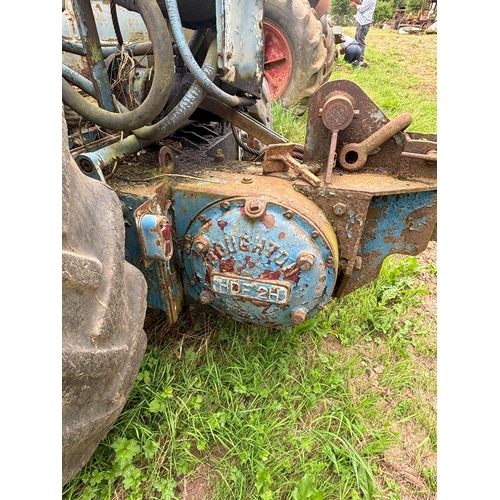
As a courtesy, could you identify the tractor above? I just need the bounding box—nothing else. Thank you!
[62,0,437,485]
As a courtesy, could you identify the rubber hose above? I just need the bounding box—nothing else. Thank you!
[165,0,242,108]
[188,29,208,53]
[62,0,174,132]
[63,65,95,97]
[132,39,218,142]
[76,40,219,169]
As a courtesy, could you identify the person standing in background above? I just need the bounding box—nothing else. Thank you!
[350,0,377,67]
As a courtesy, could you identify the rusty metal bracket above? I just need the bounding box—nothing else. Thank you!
[198,95,288,146]
[262,143,321,187]
[304,80,409,175]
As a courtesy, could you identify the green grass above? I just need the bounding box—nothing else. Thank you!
[272,27,437,143]
[63,256,436,500]
[63,28,437,500]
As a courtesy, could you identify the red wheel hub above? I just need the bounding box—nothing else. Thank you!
[263,20,293,101]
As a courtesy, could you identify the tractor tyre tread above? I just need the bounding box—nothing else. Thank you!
[320,14,336,84]
[264,0,327,114]
[62,108,148,486]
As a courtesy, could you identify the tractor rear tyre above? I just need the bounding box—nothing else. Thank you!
[320,14,336,84]
[62,109,148,486]
[263,0,327,114]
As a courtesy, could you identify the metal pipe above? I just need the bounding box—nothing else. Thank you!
[62,65,95,97]
[62,0,174,132]
[165,0,242,108]
[75,40,219,170]
[62,39,153,57]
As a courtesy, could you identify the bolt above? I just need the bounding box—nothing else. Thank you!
[221,201,230,210]
[283,210,293,219]
[354,256,363,270]
[242,176,253,184]
[333,203,347,216]
[198,214,206,222]
[244,199,266,218]
[297,251,315,271]
[326,256,335,267]
[214,148,225,163]
[193,235,210,253]
[248,200,262,213]
[291,309,307,325]
[199,291,213,305]
[311,230,319,238]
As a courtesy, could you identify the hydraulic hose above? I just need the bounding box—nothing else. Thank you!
[132,39,218,142]
[165,0,242,108]
[76,40,219,170]
[62,0,174,132]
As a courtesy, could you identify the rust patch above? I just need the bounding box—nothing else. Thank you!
[220,256,236,273]
[259,269,281,280]
[261,213,276,229]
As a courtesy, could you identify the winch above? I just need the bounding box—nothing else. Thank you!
[181,183,339,327]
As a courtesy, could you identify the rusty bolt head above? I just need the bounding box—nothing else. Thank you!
[242,176,253,184]
[198,214,207,222]
[221,201,230,210]
[333,203,347,216]
[311,230,319,238]
[244,199,266,218]
[199,291,213,305]
[326,256,335,267]
[249,200,262,212]
[291,309,307,325]
[297,251,315,271]
[283,210,293,219]
[193,235,210,253]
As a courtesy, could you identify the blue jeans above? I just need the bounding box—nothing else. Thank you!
[355,23,371,62]
[344,43,361,63]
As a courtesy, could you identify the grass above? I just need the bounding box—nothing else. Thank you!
[273,27,437,143]
[63,27,437,500]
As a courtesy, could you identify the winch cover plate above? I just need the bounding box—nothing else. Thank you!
[183,197,338,327]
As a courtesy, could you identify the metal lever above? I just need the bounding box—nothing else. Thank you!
[338,113,413,172]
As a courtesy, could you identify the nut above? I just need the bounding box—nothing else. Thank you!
[244,199,266,218]
[193,235,210,253]
[297,252,315,271]
[291,309,307,325]
[199,291,213,305]
[333,203,347,216]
